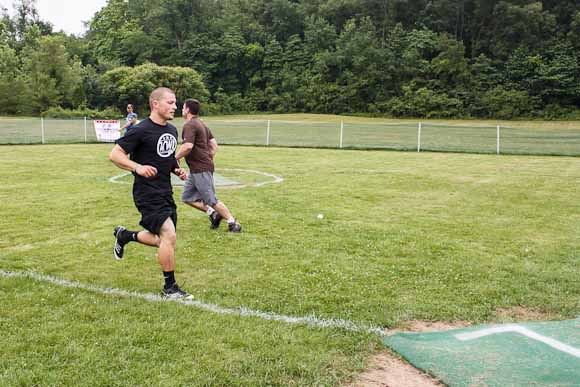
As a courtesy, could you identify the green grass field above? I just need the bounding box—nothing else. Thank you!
[1,143,580,385]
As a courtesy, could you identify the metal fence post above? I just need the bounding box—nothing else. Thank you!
[84,116,88,143]
[339,121,344,148]
[266,120,271,146]
[41,117,45,144]
[417,122,422,152]
[496,124,500,155]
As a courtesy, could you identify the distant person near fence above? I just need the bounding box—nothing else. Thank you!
[120,104,138,135]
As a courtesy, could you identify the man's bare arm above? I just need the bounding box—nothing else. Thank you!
[175,142,194,161]
[209,138,218,159]
[109,144,157,177]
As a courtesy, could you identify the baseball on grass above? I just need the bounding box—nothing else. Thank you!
[317,213,324,219]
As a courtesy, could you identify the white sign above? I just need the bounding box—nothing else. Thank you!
[94,120,121,142]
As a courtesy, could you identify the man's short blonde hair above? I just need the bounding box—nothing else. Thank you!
[149,87,175,109]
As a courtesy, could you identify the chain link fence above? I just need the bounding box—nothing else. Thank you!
[1,117,579,156]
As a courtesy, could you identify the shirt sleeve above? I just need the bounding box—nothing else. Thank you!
[115,126,141,154]
[208,128,215,141]
[182,122,196,144]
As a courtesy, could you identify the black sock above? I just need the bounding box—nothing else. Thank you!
[120,229,138,244]
[163,271,176,289]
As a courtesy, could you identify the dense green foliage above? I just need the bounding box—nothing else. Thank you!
[2,0,580,118]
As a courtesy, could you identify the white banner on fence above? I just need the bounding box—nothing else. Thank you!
[94,120,121,142]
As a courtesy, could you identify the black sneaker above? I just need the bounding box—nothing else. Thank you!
[162,284,193,300]
[113,226,127,260]
[209,211,222,229]
[228,221,242,233]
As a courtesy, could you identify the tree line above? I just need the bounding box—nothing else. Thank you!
[1,0,580,119]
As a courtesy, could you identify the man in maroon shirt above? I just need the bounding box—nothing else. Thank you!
[175,99,242,232]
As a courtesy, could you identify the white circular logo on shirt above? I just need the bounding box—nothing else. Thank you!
[157,133,177,158]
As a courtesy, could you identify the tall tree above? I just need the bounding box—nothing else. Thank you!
[21,35,83,112]
[100,63,209,112]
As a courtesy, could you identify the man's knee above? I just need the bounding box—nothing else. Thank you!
[159,218,177,246]
[205,198,219,207]
[185,200,206,210]
[160,230,177,246]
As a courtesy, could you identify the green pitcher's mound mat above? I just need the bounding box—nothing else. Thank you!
[383,319,580,387]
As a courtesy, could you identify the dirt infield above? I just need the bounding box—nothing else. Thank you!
[349,321,471,387]
[350,351,442,387]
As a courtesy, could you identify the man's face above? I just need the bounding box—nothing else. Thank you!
[154,92,177,121]
[182,103,188,118]
[127,105,133,112]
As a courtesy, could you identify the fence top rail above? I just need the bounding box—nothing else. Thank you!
[42,117,123,121]
[501,126,580,131]
[206,119,338,125]
[345,122,419,127]
[265,120,334,124]
[205,119,421,127]
[204,119,270,123]
[206,120,505,129]
[422,123,499,129]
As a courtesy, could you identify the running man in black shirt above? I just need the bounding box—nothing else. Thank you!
[109,87,192,300]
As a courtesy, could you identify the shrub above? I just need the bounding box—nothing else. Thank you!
[539,104,580,120]
[480,86,538,119]
[387,84,464,118]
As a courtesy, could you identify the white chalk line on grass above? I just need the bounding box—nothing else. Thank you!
[109,168,284,188]
[456,324,580,359]
[221,168,284,187]
[0,270,384,336]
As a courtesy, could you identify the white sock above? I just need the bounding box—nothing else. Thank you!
[227,217,235,224]
[206,207,215,216]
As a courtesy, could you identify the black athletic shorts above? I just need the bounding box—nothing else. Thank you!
[135,195,177,235]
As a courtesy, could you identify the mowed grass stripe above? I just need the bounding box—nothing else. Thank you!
[0,274,373,386]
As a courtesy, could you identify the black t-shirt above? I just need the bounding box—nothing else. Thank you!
[115,118,179,205]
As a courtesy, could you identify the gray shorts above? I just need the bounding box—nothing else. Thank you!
[181,171,218,206]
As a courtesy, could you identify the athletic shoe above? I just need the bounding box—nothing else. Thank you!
[113,226,127,260]
[228,221,242,233]
[209,211,222,229]
[162,284,194,300]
